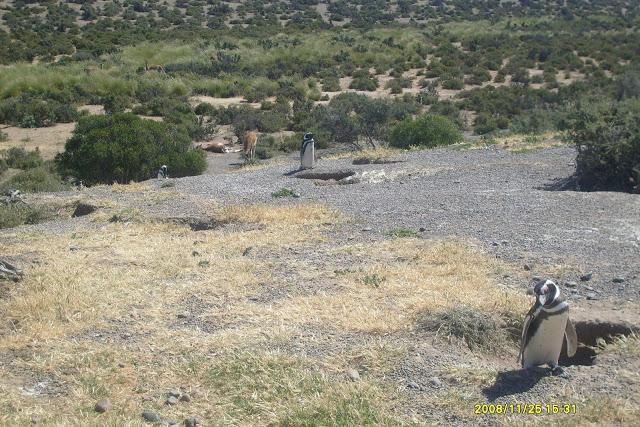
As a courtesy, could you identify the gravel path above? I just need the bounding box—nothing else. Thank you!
[170,146,639,305]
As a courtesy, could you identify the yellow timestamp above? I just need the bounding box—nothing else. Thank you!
[474,403,577,415]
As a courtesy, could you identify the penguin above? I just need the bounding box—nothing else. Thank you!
[158,165,168,179]
[518,279,578,376]
[300,132,315,170]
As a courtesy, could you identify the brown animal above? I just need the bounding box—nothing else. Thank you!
[204,141,230,153]
[144,62,165,73]
[243,131,258,161]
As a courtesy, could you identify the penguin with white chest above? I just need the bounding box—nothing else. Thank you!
[519,279,578,376]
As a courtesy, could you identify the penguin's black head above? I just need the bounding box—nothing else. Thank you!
[531,279,559,306]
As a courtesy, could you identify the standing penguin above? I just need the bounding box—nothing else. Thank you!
[157,165,168,179]
[519,279,578,376]
[300,132,315,170]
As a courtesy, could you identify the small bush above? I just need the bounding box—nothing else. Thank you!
[2,147,43,170]
[56,113,206,185]
[271,188,298,198]
[385,227,420,238]
[567,98,640,193]
[389,114,462,149]
[418,306,508,351]
[0,164,70,193]
[441,78,464,90]
[0,203,56,229]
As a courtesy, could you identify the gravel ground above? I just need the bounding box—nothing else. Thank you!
[171,146,639,305]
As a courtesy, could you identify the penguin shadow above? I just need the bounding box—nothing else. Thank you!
[283,168,303,177]
[482,368,547,401]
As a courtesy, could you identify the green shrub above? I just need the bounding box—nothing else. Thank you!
[349,70,378,91]
[389,114,462,149]
[567,98,640,193]
[0,164,70,193]
[2,147,43,170]
[0,96,78,128]
[56,113,206,185]
[441,78,464,90]
[0,203,56,229]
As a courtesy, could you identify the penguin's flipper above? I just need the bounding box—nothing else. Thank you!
[564,318,578,357]
[518,304,538,365]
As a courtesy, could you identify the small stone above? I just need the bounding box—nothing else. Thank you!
[118,363,125,368]
[346,368,360,381]
[586,292,598,300]
[94,399,112,413]
[523,264,531,271]
[501,240,509,245]
[197,260,209,267]
[166,396,179,405]
[362,227,372,232]
[613,276,625,283]
[30,415,42,424]
[191,251,200,257]
[177,312,189,319]
[292,192,301,198]
[584,286,594,291]
[179,393,191,402]
[565,281,577,288]
[242,247,253,256]
[532,276,542,283]
[69,246,80,251]
[142,410,162,423]
[168,389,181,398]
[419,227,426,232]
[580,272,593,281]
[407,381,420,389]
[492,241,499,247]
[164,419,178,426]
[430,377,442,387]
[184,417,199,427]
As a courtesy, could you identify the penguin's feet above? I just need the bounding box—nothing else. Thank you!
[550,366,569,378]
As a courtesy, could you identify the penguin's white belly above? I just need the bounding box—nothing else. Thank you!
[301,144,315,169]
[523,312,568,368]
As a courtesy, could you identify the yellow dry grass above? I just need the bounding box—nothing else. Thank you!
[276,239,528,333]
[322,146,401,161]
[1,200,635,425]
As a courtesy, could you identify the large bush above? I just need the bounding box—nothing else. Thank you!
[389,114,462,149]
[567,98,640,193]
[56,113,206,185]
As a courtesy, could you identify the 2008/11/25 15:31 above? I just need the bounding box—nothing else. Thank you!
[474,403,578,415]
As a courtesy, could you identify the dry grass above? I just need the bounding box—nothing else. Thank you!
[481,132,565,153]
[277,239,528,333]
[322,146,401,161]
[0,200,636,425]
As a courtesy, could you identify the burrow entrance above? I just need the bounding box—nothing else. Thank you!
[294,170,356,181]
[559,320,637,366]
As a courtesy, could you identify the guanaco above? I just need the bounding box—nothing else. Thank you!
[243,131,258,161]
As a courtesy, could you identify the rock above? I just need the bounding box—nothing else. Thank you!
[430,377,442,387]
[177,312,189,319]
[419,227,426,232]
[164,419,178,426]
[407,381,420,390]
[242,247,253,256]
[586,292,598,300]
[491,241,499,247]
[292,192,301,198]
[179,393,191,402]
[166,396,179,405]
[191,251,200,257]
[184,417,199,427]
[362,227,372,232]
[613,276,625,283]
[94,398,112,413]
[142,410,162,423]
[197,261,209,267]
[580,272,593,282]
[346,368,360,381]
[168,389,181,398]
[532,276,542,283]
[501,240,509,245]
[118,363,125,368]
[565,281,577,288]
[523,264,531,271]
[0,258,23,282]
[72,202,97,217]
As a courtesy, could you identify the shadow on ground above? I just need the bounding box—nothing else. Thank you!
[482,369,547,401]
